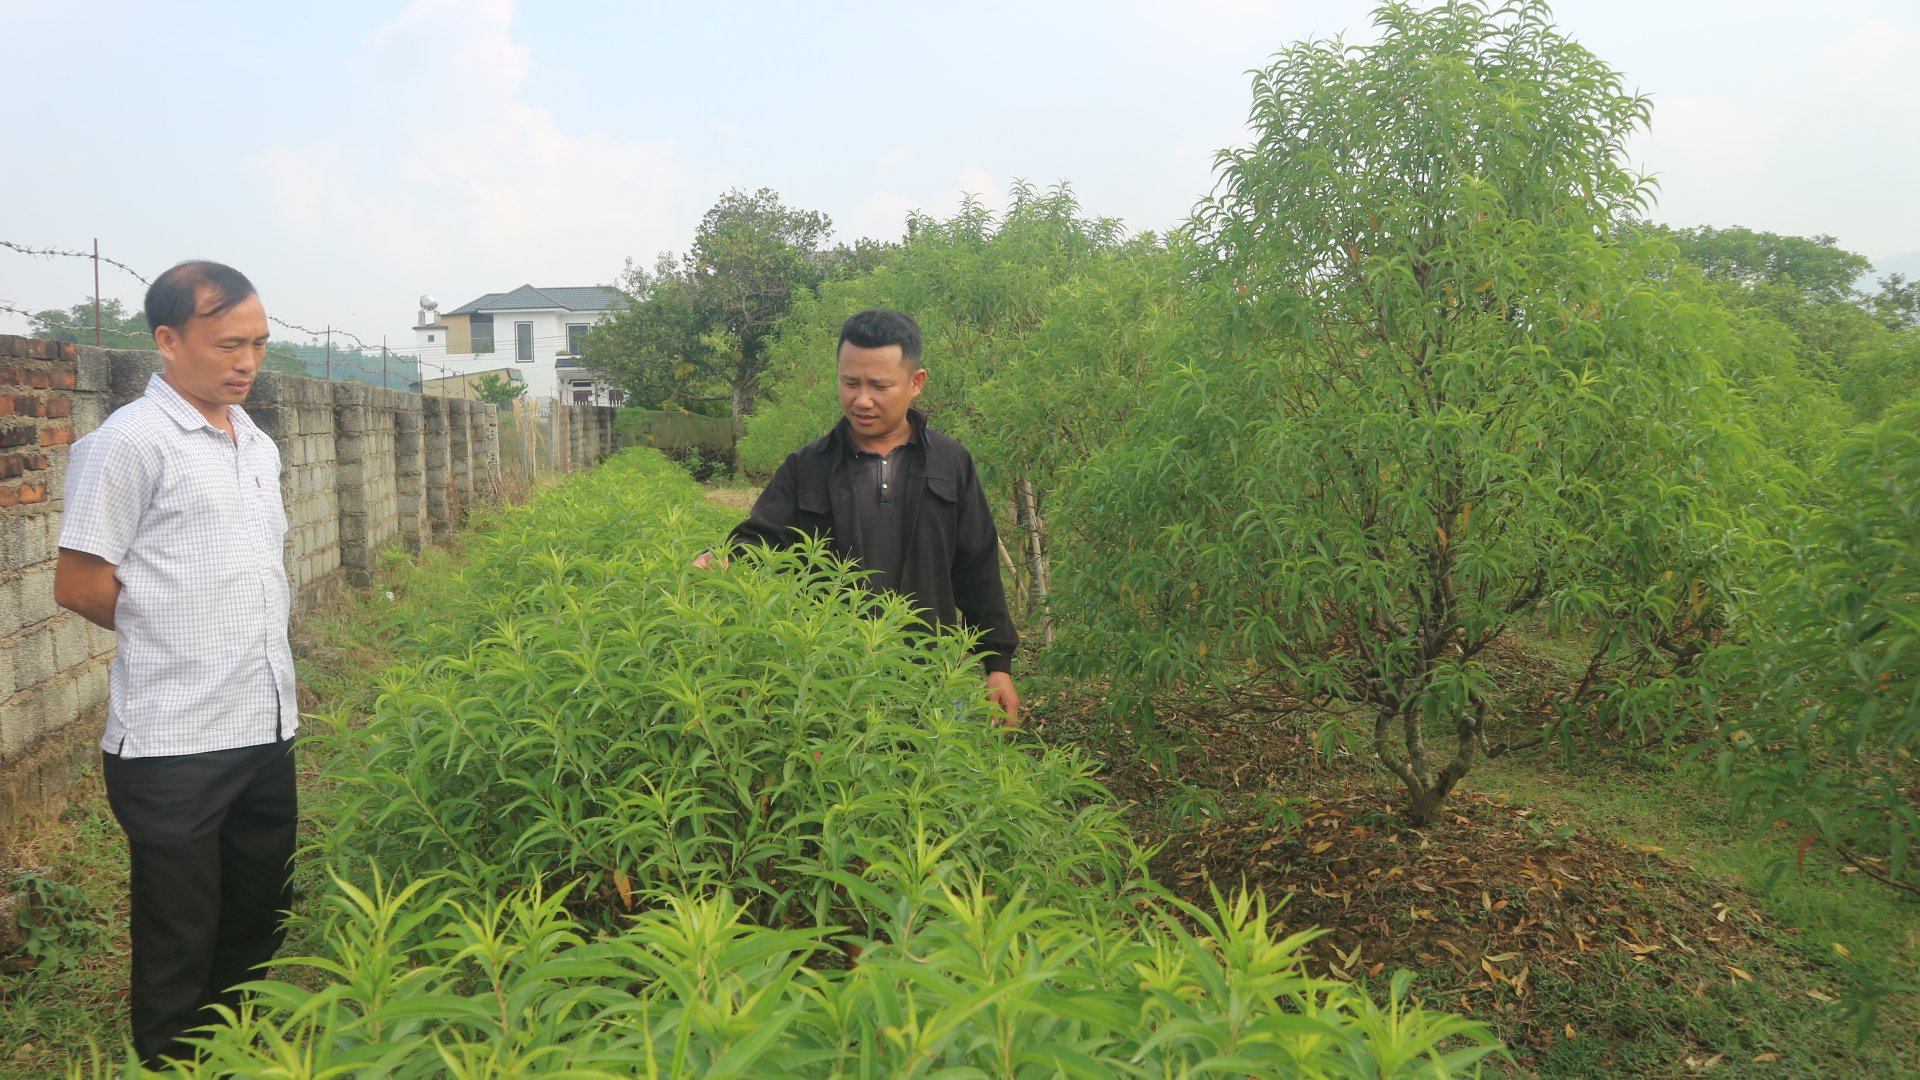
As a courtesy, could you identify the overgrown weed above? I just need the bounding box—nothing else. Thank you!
[0,778,131,1076]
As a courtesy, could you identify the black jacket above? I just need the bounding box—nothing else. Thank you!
[728,409,1018,674]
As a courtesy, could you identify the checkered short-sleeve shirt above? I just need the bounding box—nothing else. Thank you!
[59,373,298,758]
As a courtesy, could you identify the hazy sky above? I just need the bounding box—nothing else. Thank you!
[3,0,1915,352]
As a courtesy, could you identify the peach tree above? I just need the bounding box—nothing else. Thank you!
[1721,400,1920,895]
[1051,1,1771,824]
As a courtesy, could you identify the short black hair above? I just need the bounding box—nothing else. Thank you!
[145,260,257,337]
[838,308,923,370]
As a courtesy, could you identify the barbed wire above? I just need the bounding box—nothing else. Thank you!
[1,240,150,285]
[0,300,462,388]
[0,302,147,346]
[268,315,373,352]
[3,238,396,367]
[1,239,613,392]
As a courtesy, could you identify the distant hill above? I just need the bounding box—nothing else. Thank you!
[1872,251,1920,283]
[269,341,421,390]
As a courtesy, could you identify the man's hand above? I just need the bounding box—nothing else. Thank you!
[692,550,728,571]
[985,671,1021,727]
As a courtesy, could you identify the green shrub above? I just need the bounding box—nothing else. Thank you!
[1718,400,1920,894]
[1835,329,1920,423]
[80,871,1499,1078]
[312,450,1142,935]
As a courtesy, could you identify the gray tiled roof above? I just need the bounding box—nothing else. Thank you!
[444,292,503,315]
[445,285,624,316]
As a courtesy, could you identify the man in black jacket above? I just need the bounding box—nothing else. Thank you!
[698,309,1020,723]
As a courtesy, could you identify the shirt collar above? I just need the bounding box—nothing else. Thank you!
[145,372,265,444]
[830,407,927,455]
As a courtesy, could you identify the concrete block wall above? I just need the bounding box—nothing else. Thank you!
[450,396,474,514]
[553,399,616,475]
[0,337,564,847]
[545,399,569,473]
[249,372,341,594]
[598,405,617,461]
[469,403,499,502]
[422,396,452,542]
[393,404,426,553]
[333,382,407,588]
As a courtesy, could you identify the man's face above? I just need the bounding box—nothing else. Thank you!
[154,289,269,421]
[838,340,926,448]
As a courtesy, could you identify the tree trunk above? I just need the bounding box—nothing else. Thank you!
[1406,783,1449,828]
[997,539,1021,606]
[728,382,746,473]
[1015,475,1053,648]
[1377,703,1477,827]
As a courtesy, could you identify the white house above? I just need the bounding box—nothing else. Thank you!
[412,285,626,402]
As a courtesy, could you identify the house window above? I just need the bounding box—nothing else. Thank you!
[515,321,533,363]
[471,314,494,353]
[427,333,436,342]
[566,323,589,357]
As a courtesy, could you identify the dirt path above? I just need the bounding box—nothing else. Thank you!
[703,485,758,513]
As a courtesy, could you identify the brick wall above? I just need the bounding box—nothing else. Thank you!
[0,338,114,829]
[0,336,625,851]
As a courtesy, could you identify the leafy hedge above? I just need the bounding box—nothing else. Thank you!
[304,451,1138,933]
[1717,400,1920,893]
[75,450,1499,1076]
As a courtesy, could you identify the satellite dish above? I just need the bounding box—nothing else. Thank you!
[419,294,439,312]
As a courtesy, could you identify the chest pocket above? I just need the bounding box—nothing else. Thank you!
[795,487,835,538]
[919,472,961,550]
[254,472,289,540]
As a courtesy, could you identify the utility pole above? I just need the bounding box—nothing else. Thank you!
[91,238,101,346]
[325,325,333,382]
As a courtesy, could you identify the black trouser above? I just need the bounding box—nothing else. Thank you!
[102,738,297,1067]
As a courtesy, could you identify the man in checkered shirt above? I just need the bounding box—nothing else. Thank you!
[54,260,298,1067]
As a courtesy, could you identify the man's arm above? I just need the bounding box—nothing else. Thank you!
[55,428,148,632]
[697,454,806,568]
[54,548,120,630]
[951,456,1021,724]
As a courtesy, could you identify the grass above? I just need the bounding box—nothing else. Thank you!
[1,776,132,1074]
[1027,617,1920,1078]
[1471,749,1920,1078]
[701,478,758,513]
